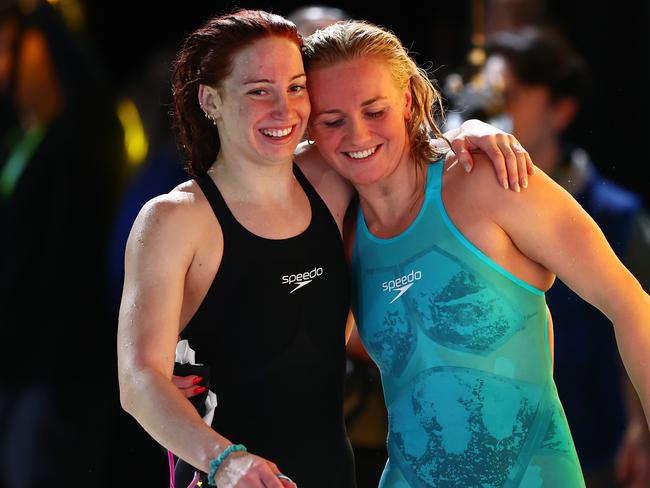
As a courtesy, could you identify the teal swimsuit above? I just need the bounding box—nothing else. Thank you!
[351,160,585,487]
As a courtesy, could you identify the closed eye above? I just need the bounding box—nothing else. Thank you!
[366,110,385,118]
[323,119,344,128]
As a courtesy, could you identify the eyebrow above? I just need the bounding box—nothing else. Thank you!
[242,73,306,85]
[314,96,387,116]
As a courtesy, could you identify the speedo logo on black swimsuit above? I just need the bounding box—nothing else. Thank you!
[382,269,422,304]
[282,266,324,294]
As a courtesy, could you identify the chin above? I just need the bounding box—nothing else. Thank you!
[346,170,383,187]
[262,143,298,160]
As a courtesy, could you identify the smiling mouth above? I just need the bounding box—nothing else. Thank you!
[344,145,380,160]
[260,126,294,139]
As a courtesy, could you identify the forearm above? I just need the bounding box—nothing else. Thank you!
[624,374,649,430]
[610,286,650,427]
[120,366,230,473]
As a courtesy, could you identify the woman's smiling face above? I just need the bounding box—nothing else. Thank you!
[212,35,311,165]
[307,56,412,186]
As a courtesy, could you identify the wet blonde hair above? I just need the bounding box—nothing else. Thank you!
[303,20,447,167]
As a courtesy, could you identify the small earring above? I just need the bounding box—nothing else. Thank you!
[204,111,217,125]
[305,127,315,145]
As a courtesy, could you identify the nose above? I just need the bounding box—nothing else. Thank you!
[271,92,290,119]
[348,116,371,147]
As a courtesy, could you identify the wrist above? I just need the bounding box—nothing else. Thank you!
[207,443,247,486]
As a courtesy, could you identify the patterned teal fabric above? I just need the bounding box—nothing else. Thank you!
[351,160,585,487]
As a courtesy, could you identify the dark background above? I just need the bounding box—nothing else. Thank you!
[42,1,649,484]
[2,2,647,486]
[83,0,650,201]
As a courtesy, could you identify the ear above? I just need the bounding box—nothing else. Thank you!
[403,78,413,120]
[198,84,222,119]
[551,97,578,133]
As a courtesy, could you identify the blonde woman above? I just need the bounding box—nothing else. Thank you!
[298,21,650,487]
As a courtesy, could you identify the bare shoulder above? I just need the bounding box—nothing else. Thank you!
[446,153,504,198]
[454,152,592,259]
[127,180,213,258]
[449,153,561,212]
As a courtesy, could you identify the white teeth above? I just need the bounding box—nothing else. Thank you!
[346,146,378,159]
[261,127,293,137]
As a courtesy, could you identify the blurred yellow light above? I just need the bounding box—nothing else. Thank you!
[117,98,148,167]
[468,47,486,67]
[46,0,85,31]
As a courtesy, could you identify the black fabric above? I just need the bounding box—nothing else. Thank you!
[176,165,355,487]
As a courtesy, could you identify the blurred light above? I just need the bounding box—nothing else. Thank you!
[48,0,85,32]
[468,47,486,67]
[117,98,148,167]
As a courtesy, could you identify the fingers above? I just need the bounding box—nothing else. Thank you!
[258,466,285,488]
[512,138,536,185]
[493,137,520,191]
[276,474,297,487]
[171,374,204,398]
[473,133,534,191]
[524,149,536,176]
[448,138,476,173]
[491,136,522,191]
[264,461,296,488]
[510,139,529,190]
[444,151,458,172]
[451,118,539,190]
[171,374,203,388]
[457,135,514,190]
[473,139,509,190]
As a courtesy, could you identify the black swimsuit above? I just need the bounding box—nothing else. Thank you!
[175,165,355,487]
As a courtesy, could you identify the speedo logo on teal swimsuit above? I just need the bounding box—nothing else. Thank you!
[282,266,324,294]
[382,269,422,303]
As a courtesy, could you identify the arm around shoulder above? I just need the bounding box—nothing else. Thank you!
[295,141,356,230]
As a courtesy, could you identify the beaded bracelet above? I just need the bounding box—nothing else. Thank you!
[207,444,247,486]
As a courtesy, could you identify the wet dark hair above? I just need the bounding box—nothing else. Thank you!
[171,9,301,176]
[486,26,592,104]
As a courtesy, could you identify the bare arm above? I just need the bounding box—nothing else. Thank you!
[117,195,287,487]
[491,166,650,424]
[117,195,228,471]
[615,375,650,487]
[296,119,535,231]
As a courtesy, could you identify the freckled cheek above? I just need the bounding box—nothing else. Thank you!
[238,100,257,116]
